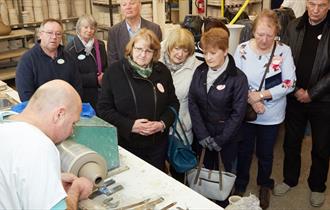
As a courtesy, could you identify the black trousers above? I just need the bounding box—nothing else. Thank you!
[283,98,330,192]
[124,139,168,172]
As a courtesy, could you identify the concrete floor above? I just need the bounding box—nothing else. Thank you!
[244,124,330,210]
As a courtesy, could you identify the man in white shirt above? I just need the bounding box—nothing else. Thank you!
[0,80,93,210]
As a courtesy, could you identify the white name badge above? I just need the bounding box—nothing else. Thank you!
[78,54,86,60]
[57,59,65,64]
[157,83,165,93]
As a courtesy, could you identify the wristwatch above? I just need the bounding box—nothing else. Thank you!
[259,92,264,100]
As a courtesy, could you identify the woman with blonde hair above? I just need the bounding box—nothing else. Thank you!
[98,29,179,171]
[160,28,202,181]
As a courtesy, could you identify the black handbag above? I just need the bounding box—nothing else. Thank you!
[167,107,197,173]
[244,41,277,121]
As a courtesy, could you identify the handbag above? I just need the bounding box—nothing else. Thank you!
[244,41,277,121]
[187,148,236,201]
[167,107,197,173]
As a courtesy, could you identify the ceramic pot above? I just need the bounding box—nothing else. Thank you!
[0,16,11,36]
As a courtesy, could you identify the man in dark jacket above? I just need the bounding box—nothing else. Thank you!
[16,19,82,102]
[107,0,162,65]
[273,0,330,207]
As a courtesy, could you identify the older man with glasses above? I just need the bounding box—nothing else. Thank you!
[16,18,82,102]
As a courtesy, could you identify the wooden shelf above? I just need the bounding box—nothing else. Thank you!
[10,17,79,29]
[0,67,16,81]
[93,0,151,7]
[0,29,34,41]
[0,48,28,60]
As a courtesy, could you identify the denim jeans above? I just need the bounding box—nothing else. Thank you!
[235,122,279,191]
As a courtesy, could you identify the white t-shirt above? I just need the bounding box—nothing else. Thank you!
[0,121,67,209]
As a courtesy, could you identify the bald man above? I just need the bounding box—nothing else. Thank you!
[0,80,93,210]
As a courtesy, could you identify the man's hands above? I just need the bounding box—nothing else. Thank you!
[61,173,93,200]
[132,119,165,136]
[295,88,311,103]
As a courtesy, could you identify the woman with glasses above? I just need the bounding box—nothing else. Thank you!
[233,10,296,209]
[98,29,179,171]
[65,15,108,110]
[159,28,201,181]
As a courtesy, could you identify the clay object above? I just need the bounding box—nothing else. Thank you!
[0,15,11,36]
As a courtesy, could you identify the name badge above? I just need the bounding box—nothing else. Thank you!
[216,84,226,91]
[157,83,165,93]
[78,54,86,60]
[57,59,65,64]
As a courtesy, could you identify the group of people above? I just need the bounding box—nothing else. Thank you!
[1,0,330,209]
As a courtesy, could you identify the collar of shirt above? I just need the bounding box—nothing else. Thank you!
[126,19,141,38]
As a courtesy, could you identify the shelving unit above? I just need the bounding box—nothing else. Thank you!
[0,29,34,81]
[206,0,262,18]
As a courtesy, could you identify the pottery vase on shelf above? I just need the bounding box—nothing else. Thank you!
[0,16,11,36]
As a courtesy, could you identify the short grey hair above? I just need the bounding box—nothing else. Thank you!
[76,14,98,34]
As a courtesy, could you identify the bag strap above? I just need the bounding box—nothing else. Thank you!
[258,41,277,91]
[193,148,224,191]
[94,38,102,75]
[193,148,206,184]
[169,107,190,146]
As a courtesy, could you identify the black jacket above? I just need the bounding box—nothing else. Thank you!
[98,58,179,148]
[283,11,330,102]
[189,55,248,147]
[65,36,108,109]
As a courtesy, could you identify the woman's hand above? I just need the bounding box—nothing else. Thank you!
[132,119,165,136]
[97,72,103,86]
[248,91,263,104]
[252,101,265,114]
[131,119,151,134]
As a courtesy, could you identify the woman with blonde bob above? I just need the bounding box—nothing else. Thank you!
[98,29,179,171]
[160,28,202,181]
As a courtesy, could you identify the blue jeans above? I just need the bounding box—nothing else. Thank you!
[235,123,279,191]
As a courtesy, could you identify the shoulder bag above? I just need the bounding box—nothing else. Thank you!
[167,107,197,173]
[244,41,277,121]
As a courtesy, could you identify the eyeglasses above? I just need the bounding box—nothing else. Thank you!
[133,46,154,55]
[42,31,63,38]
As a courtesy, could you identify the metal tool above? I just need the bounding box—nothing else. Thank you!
[88,179,116,199]
[115,198,151,210]
[103,197,120,208]
[160,202,177,210]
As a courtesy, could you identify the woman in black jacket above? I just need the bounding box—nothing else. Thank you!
[98,29,179,171]
[189,28,248,174]
[65,14,107,110]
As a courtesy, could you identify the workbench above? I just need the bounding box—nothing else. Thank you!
[1,80,223,210]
